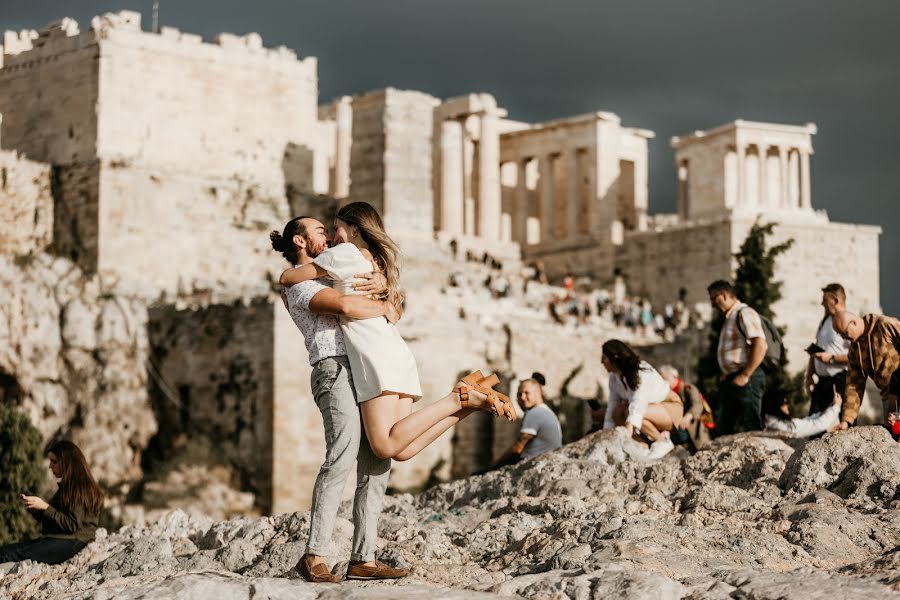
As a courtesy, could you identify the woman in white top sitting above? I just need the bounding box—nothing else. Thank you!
[278,202,515,461]
[602,339,683,458]
[763,392,840,437]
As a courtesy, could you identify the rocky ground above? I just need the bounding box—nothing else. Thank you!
[3,426,900,600]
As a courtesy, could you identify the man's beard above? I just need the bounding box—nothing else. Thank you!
[306,238,328,258]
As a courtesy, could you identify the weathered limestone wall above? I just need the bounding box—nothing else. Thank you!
[0,21,99,164]
[349,88,439,238]
[1,12,319,296]
[97,164,288,299]
[0,151,53,255]
[0,254,156,486]
[147,299,276,512]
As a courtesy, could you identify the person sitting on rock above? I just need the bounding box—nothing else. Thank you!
[0,440,103,565]
[490,373,562,469]
[763,392,840,437]
[602,340,683,459]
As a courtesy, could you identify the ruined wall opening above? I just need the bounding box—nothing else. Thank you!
[0,370,23,405]
[617,159,637,230]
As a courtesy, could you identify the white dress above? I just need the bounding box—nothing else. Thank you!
[313,243,422,402]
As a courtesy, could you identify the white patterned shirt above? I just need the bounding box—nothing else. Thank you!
[284,278,346,366]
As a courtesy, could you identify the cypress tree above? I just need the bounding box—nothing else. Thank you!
[0,402,45,544]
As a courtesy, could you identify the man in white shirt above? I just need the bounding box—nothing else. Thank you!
[805,283,851,416]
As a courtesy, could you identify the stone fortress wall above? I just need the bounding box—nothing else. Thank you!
[0,10,882,517]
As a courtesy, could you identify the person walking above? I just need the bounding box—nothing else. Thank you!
[707,280,768,435]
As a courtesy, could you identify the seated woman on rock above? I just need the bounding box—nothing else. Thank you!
[601,339,683,459]
[0,440,103,565]
[764,392,840,437]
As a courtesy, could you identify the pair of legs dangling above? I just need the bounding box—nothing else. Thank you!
[361,371,515,461]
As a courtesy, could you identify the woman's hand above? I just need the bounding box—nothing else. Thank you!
[624,423,634,438]
[21,495,49,511]
[354,271,387,294]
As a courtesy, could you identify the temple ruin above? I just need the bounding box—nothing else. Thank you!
[0,11,882,515]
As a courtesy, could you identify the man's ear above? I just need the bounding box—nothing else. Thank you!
[293,234,305,250]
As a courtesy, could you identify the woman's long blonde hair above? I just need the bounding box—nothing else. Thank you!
[336,202,404,308]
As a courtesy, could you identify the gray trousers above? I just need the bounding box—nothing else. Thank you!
[307,356,391,562]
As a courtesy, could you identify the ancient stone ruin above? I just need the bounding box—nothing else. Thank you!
[0,10,883,522]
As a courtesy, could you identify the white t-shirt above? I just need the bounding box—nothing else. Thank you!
[604,361,672,430]
[814,315,850,377]
[284,278,346,366]
[519,403,562,459]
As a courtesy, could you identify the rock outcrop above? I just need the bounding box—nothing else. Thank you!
[3,426,900,599]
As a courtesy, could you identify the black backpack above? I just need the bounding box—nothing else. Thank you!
[735,307,785,373]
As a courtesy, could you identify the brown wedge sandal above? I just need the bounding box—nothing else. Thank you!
[454,371,517,421]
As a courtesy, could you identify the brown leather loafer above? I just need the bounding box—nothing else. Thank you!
[346,559,410,580]
[295,554,341,583]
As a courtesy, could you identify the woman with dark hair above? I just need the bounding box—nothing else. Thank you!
[601,339,683,459]
[0,440,103,565]
[274,202,516,462]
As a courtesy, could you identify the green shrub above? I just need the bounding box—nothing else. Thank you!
[0,403,45,544]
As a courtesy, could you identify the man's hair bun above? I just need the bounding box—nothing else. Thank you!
[270,230,285,252]
[531,372,546,386]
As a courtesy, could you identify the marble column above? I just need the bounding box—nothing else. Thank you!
[567,149,580,240]
[800,150,812,209]
[477,112,501,240]
[513,159,529,244]
[463,128,476,236]
[439,119,464,235]
[757,145,768,207]
[333,97,352,198]
[539,155,554,243]
[779,147,789,208]
[736,144,746,207]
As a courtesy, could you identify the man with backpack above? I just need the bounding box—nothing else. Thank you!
[707,280,771,435]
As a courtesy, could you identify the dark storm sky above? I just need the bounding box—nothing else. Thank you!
[3,1,898,313]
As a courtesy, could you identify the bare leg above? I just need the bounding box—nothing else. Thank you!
[361,391,475,460]
[640,402,683,442]
[394,408,477,461]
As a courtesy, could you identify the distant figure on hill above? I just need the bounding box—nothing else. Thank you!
[707,279,768,435]
[805,283,850,416]
[0,440,103,565]
[602,340,683,459]
[490,373,562,469]
[831,309,900,431]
